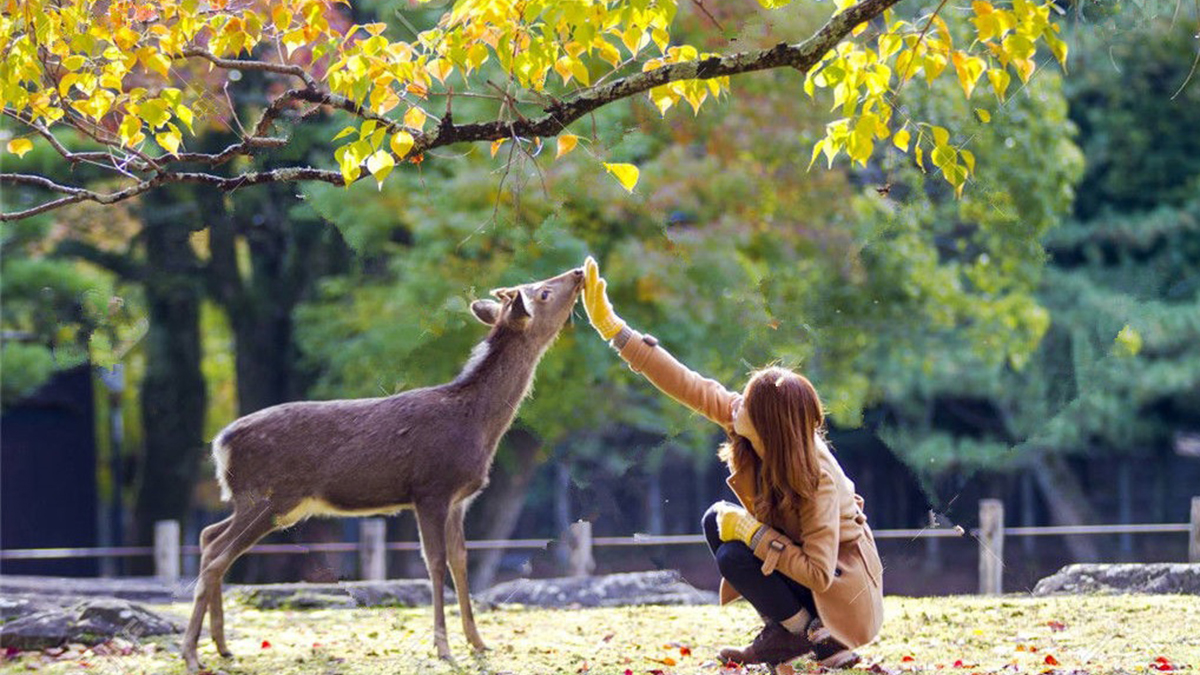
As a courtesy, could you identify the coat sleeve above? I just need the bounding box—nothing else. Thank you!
[750,469,841,592]
[612,327,736,428]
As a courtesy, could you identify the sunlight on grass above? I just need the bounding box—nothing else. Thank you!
[3,595,1196,674]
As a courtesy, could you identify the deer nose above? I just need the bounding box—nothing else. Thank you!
[572,268,584,278]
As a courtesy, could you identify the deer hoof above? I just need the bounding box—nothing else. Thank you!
[218,649,234,659]
[470,640,490,653]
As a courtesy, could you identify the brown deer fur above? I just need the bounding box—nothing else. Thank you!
[181,267,585,672]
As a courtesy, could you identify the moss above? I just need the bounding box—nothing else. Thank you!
[2,595,1197,674]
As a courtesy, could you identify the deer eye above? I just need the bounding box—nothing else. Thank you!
[540,289,551,301]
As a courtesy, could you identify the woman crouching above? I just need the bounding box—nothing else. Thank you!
[582,256,883,668]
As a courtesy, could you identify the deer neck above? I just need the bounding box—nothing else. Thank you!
[452,331,546,441]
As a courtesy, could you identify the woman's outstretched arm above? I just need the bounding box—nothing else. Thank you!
[582,256,737,428]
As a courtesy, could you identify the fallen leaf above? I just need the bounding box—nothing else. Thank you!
[1044,654,1059,666]
[261,640,271,649]
[680,646,692,656]
[902,655,916,662]
[1047,621,1066,632]
[777,664,796,675]
[1152,656,1176,671]
[602,633,615,642]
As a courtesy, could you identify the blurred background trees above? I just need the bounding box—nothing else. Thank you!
[2,0,1198,590]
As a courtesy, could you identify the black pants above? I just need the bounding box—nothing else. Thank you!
[702,501,818,623]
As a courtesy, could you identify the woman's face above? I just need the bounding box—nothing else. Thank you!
[732,393,763,455]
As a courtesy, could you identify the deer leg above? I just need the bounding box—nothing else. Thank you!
[446,500,487,652]
[197,517,234,657]
[183,505,278,673]
[416,499,453,662]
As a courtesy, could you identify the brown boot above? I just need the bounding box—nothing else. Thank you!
[807,618,862,669]
[718,621,814,666]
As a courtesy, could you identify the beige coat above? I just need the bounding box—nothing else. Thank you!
[616,328,884,649]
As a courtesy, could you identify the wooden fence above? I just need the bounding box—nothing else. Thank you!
[2,497,1197,594]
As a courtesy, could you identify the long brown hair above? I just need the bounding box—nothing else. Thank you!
[718,367,825,527]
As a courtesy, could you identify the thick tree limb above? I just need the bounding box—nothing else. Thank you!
[2,0,899,221]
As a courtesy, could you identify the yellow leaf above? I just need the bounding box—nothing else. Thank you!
[808,139,826,170]
[931,126,950,147]
[556,134,578,159]
[602,162,639,193]
[156,124,182,155]
[987,68,1011,101]
[404,107,427,130]
[961,149,976,174]
[389,130,414,158]
[366,149,395,187]
[118,114,145,147]
[6,138,33,158]
[490,138,507,158]
[975,108,991,123]
[62,55,87,71]
[893,128,911,152]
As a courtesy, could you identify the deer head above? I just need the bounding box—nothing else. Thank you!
[470,267,584,345]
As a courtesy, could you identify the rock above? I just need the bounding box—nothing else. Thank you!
[0,576,188,604]
[0,598,180,651]
[478,570,718,608]
[235,580,456,610]
[1033,563,1200,596]
[0,595,65,623]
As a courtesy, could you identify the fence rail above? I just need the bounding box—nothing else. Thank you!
[3,497,1197,593]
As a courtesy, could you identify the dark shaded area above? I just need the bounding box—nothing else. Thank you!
[1,365,98,577]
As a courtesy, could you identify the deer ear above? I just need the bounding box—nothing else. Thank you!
[508,288,532,323]
[471,300,502,325]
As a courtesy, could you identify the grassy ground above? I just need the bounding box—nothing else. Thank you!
[2,594,1196,674]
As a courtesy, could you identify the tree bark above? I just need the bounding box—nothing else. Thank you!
[131,187,208,555]
[468,428,543,591]
[1030,451,1101,562]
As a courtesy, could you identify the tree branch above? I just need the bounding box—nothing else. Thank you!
[2,0,899,220]
[178,48,319,90]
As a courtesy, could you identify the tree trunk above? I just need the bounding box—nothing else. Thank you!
[468,428,543,591]
[131,188,208,554]
[1030,451,1101,562]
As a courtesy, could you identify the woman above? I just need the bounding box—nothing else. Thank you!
[581,257,883,668]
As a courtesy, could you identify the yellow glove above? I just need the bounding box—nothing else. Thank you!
[716,503,763,547]
[583,255,627,341]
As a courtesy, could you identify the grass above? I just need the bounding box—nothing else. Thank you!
[2,594,1197,674]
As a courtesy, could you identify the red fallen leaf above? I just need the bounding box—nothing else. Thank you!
[647,670,665,675]
[624,670,633,675]
[902,655,916,662]
[311,642,322,649]
[603,633,615,643]
[1044,654,1059,666]
[680,646,692,656]
[1047,620,1066,632]
[953,659,965,668]
[261,640,272,649]
[1151,656,1176,672]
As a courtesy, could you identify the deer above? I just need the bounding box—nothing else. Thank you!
[181,266,586,672]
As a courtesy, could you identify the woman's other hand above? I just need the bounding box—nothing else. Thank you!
[716,502,763,546]
[583,256,627,340]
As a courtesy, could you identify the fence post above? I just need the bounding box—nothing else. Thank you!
[978,499,1004,595]
[1190,497,1200,564]
[568,520,595,577]
[154,520,180,583]
[359,518,387,581]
